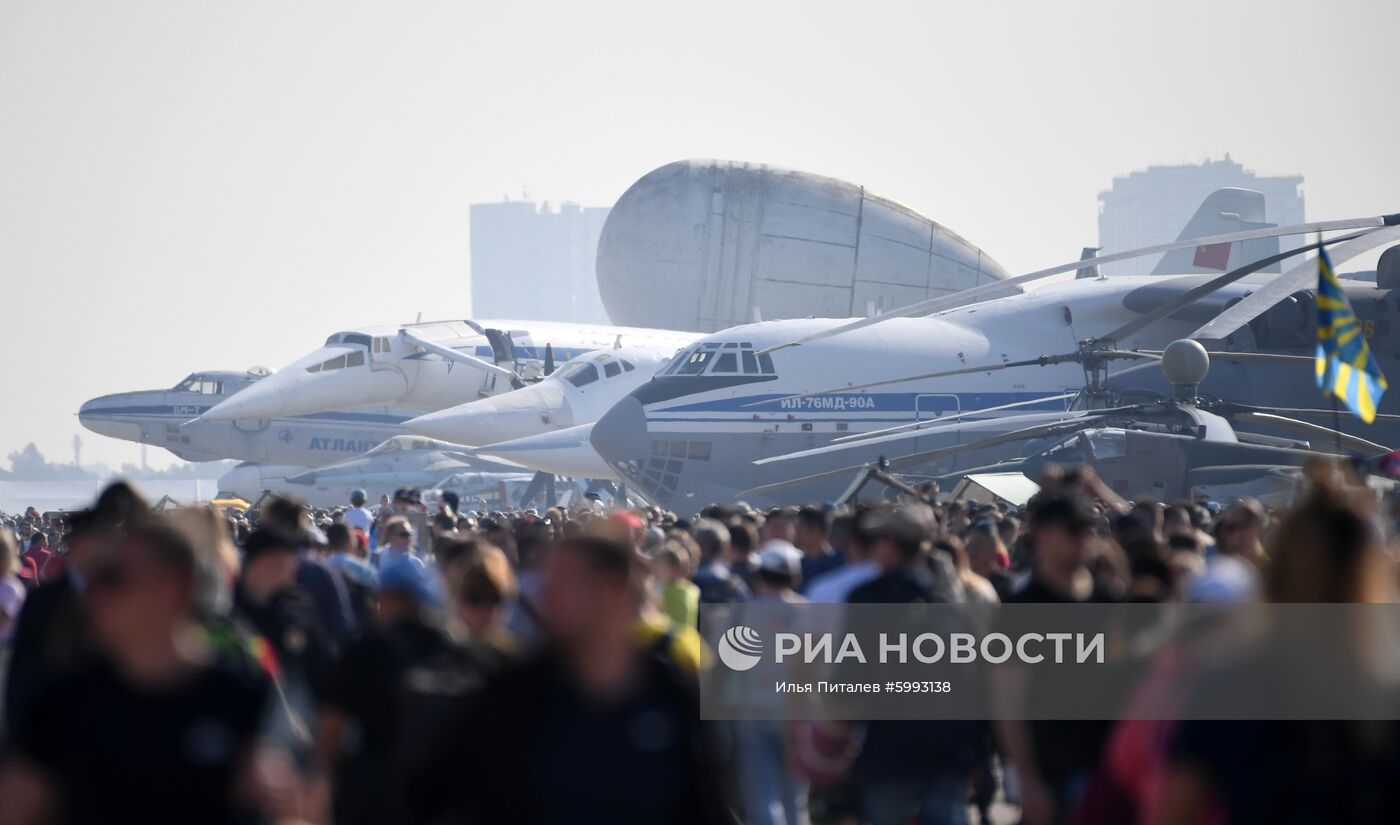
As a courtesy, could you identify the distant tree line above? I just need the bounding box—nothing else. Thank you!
[2,442,233,482]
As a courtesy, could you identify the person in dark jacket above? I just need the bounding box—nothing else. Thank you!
[848,504,981,825]
[233,528,333,725]
[413,533,740,825]
[320,557,499,825]
[3,482,145,735]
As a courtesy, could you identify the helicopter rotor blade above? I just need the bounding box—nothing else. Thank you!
[741,417,1108,497]
[1098,230,1373,343]
[753,405,1136,468]
[1193,225,1400,342]
[1221,409,1390,454]
[826,391,1081,445]
[758,214,1399,355]
[744,351,1155,409]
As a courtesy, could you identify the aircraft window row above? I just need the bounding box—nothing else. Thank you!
[305,350,366,373]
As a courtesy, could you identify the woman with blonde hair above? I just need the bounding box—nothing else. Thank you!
[0,529,26,648]
[453,544,518,651]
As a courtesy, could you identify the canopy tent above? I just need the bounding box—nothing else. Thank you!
[950,472,1040,508]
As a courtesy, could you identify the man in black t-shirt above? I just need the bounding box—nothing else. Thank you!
[234,527,334,719]
[320,557,499,825]
[1003,492,1116,825]
[0,517,273,825]
[847,504,980,825]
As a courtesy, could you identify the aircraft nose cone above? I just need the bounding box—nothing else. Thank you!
[590,397,649,468]
[202,382,287,421]
[78,395,147,441]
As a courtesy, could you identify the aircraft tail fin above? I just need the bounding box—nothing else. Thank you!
[1075,247,1102,279]
[1151,188,1282,276]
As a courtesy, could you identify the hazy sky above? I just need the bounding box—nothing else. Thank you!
[3,0,1397,468]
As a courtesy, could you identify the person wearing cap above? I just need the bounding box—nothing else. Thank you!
[234,527,333,720]
[319,554,492,825]
[848,503,959,605]
[752,539,805,603]
[1000,492,1116,825]
[690,518,749,605]
[1006,492,1110,605]
[842,504,979,825]
[734,539,809,825]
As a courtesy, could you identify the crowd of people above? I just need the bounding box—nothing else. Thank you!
[0,460,1396,825]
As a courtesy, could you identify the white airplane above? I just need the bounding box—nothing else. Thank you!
[587,210,1400,507]
[198,319,700,422]
[79,369,414,467]
[405,346,679,447]
[216,435,531,508]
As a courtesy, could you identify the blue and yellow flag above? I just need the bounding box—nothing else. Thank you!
[1316,246,1387,423]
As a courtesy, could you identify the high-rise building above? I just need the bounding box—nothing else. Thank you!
[470,200,610,323]
[1097,155,1304,276]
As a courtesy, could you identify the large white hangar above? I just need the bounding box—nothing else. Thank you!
[596,159,1010,332]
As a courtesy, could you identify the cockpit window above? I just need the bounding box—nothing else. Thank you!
[711,352,738,373]
[622,360,636,372]
[567,363,599,387]
[554,361,600,387]
[173,375,224,395]
[306,349,366,373]
[604,361,622,378]
[663,343,776,376]
[661,350,689,375]
[677,350,713,374]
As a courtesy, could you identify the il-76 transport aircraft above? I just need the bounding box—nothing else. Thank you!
[587,211,1400,507]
